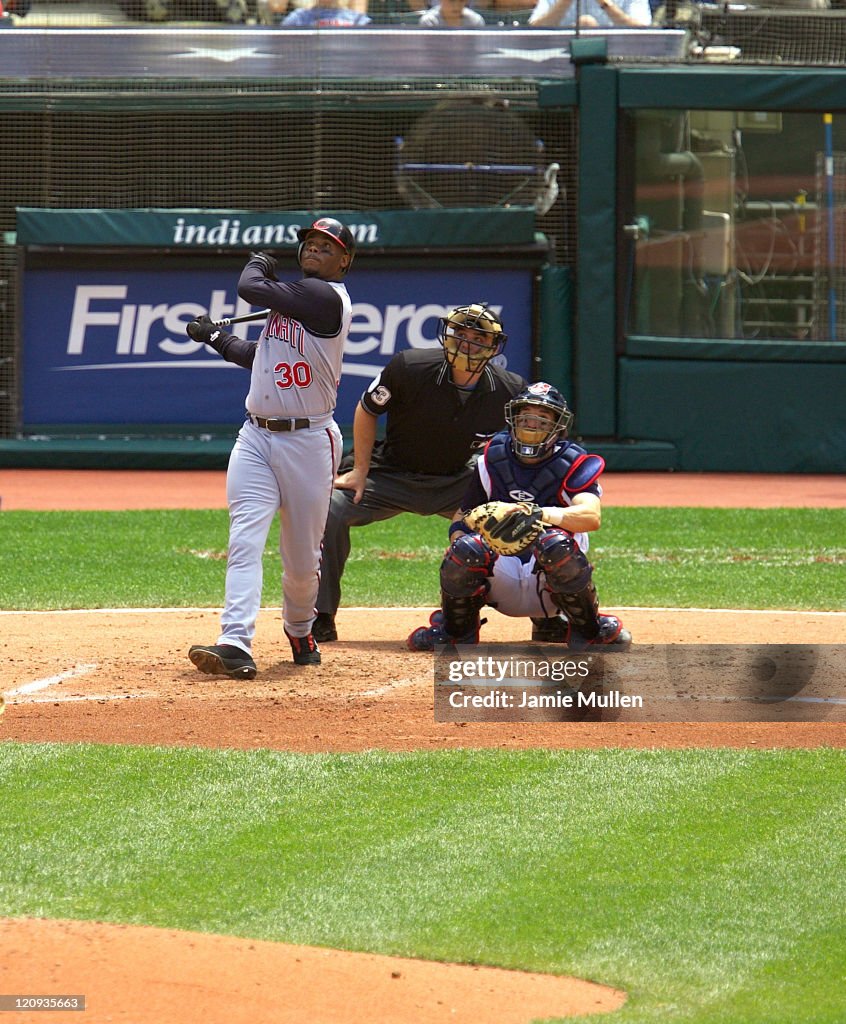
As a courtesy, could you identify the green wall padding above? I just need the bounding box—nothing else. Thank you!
[619,357,846,472]
[537,265,573,397]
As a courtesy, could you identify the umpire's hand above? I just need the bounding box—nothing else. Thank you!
[334,466,367,504]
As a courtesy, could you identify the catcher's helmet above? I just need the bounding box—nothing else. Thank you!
[297,217,356,273]
[438,303,507,380]
[505,382,573,460]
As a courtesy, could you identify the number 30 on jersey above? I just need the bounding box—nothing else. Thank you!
[274,361,313,390]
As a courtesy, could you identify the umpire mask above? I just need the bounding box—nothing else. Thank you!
[439,303,507,381]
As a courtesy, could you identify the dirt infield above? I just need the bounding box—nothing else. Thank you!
[2,468,846,510]
[2,469,845,1024]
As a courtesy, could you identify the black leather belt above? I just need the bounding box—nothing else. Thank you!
[248,414,311,432]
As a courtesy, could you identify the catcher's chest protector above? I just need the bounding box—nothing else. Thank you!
[484,435,591,506]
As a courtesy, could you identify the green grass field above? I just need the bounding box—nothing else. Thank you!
[2,742,844,1023]
[2,507,844,610]
[3,507,846,1023]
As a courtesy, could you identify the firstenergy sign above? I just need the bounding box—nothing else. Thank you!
[65,285,481,366]
[22,265,531,426]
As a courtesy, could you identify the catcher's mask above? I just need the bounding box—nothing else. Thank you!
[505,382,573,460]
[439,303,507,381]
[297,217,356,275]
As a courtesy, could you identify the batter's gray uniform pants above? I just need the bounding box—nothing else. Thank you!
[316,465,473,616]
[218,418,342,652]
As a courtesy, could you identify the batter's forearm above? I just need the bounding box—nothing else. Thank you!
[215,333,256,369]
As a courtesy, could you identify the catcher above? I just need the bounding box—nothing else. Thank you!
[407,382,631,651]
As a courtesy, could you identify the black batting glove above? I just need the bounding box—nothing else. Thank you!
[249,250,278,279]
[187,314,222,347]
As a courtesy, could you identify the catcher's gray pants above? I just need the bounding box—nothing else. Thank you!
[316,465,472,616]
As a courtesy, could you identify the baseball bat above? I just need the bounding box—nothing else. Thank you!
[212,309,270,327]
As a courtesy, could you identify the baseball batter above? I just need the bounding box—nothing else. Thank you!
[407,382,632,651]
[186,217,355,676]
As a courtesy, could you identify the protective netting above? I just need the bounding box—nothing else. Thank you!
[0,90,574,221]
[0,78,576,434]
[684,6,846,67]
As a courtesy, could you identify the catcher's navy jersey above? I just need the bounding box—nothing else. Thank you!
[463,431,604,514]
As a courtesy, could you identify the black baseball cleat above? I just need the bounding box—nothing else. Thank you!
[530,615,570,643]
[311,613,338,643]
[286,630,321,665]
[188,644,257,679]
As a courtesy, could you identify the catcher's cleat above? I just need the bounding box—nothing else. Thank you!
[530,615,570,643]
[286,630,321,666]
[189,643,257,679]
[311,613,338,643]
[407,610,481,652]
[568,615,632,652]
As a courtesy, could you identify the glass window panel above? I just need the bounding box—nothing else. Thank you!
[626,109,846,343]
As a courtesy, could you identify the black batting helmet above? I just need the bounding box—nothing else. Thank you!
[505,382,573,460]
[297,217,356,272]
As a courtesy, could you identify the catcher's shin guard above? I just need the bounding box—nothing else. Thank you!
[442,591,486,641]
[438,533,493,641]
[532,529,592,593]
[441,533,496,596]
[550,583,632,650]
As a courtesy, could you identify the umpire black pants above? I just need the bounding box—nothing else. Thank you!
[316,465,472,616]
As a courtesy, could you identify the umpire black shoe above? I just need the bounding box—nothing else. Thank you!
[286,630,321,666]
[188,644,257,679]
[311,613,338,643]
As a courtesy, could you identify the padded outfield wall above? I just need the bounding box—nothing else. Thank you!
[1,23,845,471]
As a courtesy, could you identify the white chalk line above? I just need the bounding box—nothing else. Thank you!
[3,662,153,707]
[4,663,98,698]
[11,692,158,706]
[356,677,422,698]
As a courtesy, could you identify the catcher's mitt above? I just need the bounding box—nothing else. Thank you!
[463,501,544,556]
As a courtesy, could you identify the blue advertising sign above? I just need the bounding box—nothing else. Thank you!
[22,266,533,428]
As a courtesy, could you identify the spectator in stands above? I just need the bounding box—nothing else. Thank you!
[529,0,650,25]
[357,0,426,21]
[277,0,372,24]
[419,0,486,24]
